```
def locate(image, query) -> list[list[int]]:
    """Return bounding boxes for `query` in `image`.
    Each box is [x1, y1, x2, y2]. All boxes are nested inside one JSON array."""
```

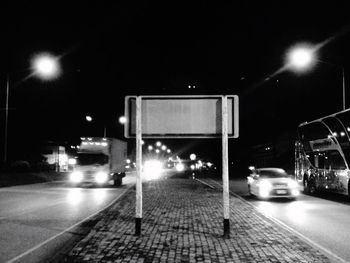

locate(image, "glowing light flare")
[[286, 44, 316, 73], [285, 202, 310, 225], [119, 116, 127, 124], [93, 189, 108, 204], [68, 158, 77, 165], [258, 180, 272, 198], [31, 52, 61, 81], [67, 188, 83, 205], [69, 171, 83, 183], [190, 154, 196, 161], [175, 163, 185, 172], [143, 160, 163, 180], [95, 172, 109, 184]]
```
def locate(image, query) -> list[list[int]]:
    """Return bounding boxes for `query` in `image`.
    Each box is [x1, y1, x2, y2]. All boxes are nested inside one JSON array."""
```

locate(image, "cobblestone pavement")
[[65, 178, 330, 262]]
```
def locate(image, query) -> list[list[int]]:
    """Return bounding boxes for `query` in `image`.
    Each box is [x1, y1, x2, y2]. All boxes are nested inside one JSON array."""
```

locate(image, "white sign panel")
[[125, 95, 238, 138]]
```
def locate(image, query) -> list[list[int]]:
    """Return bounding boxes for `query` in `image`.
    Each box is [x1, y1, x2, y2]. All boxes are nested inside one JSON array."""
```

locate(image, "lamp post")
[[3, 52, 61, 165], [286, 44, 346, 110]]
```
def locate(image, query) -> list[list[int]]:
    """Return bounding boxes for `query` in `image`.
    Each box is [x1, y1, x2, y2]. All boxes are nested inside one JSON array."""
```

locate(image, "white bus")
[[295, 109, 350, 197]]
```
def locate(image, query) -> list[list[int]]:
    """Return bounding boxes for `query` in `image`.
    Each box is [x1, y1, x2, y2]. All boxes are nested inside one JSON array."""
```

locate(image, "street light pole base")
[[223, 219, 230, 238], [135, 217, 142, 236]]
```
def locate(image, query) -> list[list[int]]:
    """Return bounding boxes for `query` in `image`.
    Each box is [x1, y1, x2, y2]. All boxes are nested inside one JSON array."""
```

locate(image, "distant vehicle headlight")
[[175, 163, 185, 172], [259, 180, 272, 198], [95, 172, 109, 184], [143, 160, 163, 180], [70, 171, 83, 183], [288, 179, 299, 188]]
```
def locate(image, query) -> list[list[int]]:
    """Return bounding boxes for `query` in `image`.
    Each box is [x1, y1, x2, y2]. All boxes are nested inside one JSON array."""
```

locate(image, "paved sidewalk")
[[65, 178, 330, 262]]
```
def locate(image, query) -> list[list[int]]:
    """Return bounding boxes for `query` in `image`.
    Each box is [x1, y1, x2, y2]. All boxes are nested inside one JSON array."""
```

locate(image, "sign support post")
[[222, 95, 230, 238], [135, 96, 142, 235]]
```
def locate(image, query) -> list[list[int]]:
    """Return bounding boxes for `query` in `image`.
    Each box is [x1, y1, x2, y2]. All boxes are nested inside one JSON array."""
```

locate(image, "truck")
[[69, 137, 127, 186]]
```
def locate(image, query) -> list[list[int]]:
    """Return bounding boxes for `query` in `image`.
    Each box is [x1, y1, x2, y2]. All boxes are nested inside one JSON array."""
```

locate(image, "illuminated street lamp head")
[[86, 116, 92, 122], [31, 52, 61, 81], [119, 116, 127, 124], [190, 153, 196, 161], [286, 44, 316, 73]]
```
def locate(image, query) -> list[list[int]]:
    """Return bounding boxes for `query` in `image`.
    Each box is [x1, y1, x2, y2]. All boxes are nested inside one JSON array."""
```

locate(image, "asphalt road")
[[206, 178, 350, 263], [0, 173, 136, 263]]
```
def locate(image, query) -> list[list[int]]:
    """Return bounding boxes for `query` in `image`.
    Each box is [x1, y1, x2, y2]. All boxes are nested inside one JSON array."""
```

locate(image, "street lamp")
[[286, 43, 346, 110], [3, 52, 61, 164], [31, 52, 61, 81], [119, 116, 127, 124], [286, 45, 316, 73]]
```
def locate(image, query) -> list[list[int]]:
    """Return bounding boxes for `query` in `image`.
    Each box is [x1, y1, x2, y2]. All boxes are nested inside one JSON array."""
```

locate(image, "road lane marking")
[[198, 178, 348, 263], [6, 185, 133, 263]]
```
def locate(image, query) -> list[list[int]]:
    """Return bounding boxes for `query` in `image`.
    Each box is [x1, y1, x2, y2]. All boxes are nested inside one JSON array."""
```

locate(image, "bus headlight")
[[95, 172, 108, 184], [70, 171, 83, 183]]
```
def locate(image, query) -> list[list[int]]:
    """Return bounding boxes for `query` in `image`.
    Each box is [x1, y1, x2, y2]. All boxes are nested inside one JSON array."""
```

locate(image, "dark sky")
[[2, 1, 350, 162]]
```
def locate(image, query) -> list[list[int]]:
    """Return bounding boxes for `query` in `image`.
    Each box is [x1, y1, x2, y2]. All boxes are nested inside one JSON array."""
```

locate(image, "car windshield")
[[258, 170, 289, 178], [76, 153, 109, 165]]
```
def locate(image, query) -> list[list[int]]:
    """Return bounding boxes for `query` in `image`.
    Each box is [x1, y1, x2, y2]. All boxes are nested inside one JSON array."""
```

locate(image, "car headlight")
[[70, 171, 83, 183], [175, 163, 185, 172], [259, 180, 272, 190], [95, 172, 108, 184], [259, 180, 272, 198], [288, 179, 299, 188]]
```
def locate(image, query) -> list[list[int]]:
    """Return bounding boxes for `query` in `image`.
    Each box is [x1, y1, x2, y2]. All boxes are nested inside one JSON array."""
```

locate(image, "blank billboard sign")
[[125, 95, 238, 138]]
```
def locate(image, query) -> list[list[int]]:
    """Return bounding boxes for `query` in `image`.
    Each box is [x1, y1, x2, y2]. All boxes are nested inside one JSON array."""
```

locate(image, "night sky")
[[2, 1, 350, 164]]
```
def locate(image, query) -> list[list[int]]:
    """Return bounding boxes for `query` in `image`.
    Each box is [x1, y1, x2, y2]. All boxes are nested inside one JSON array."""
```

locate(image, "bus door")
[[323, 150, 347, 192]]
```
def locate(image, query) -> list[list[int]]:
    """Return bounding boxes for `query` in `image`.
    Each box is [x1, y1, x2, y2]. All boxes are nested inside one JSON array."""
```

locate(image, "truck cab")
[[69, 137, 127, 186]]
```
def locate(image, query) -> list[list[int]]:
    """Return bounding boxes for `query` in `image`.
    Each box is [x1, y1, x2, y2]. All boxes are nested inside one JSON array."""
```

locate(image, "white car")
[[247, 168, 299, 199]]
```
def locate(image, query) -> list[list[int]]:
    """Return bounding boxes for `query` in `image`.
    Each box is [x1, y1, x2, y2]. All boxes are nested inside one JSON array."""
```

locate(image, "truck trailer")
[[69, 137, 127, 186]]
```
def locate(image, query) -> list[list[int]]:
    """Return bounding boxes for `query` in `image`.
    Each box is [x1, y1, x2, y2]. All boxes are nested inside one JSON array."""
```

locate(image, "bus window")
[[298, 122, 332, 142], [324, 150, 347, 170], [323, 117, 348, 144], [330, 113, 350, 166], [336, 111, 350, 134]]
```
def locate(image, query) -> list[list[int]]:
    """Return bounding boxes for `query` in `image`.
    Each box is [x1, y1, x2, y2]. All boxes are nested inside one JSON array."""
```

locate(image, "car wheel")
[[248, 185, 253, 196], [114, 177, 122, 187]]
